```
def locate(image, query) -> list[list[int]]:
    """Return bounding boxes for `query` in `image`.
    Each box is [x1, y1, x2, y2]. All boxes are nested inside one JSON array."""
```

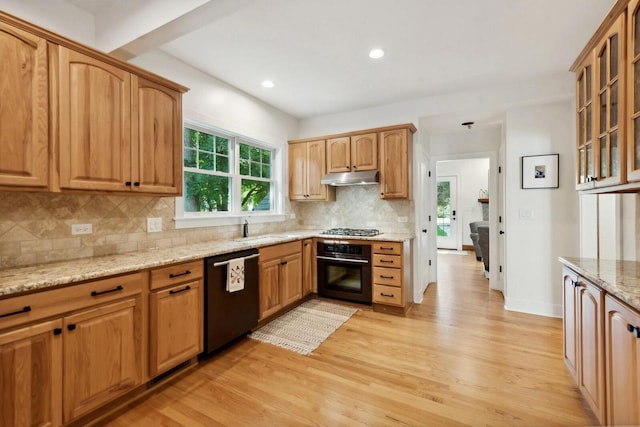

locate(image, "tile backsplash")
[[0, 192, 294, 268], [1, 186, 414, 269]]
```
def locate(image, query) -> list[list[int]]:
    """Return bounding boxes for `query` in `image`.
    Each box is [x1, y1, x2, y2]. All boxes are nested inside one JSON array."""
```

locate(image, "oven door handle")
[[316, 255, 369, 264]]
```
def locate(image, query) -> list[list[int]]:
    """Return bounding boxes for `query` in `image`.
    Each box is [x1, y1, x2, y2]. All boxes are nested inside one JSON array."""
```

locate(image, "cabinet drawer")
[[372, 242, 402, 255], [0, 272, 143, 331], [373, 284, 403, 306], [373, 267, 402, 287], [150, 260, 203, 290], [373, 254, 401, 268], [260, 240, 302, 262]]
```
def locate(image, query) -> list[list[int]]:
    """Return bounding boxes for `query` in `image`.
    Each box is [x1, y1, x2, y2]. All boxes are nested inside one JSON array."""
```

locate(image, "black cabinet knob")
[[499, 231, 505, 235], [422, 229, 427, 233], [67, 324, 76, 331]]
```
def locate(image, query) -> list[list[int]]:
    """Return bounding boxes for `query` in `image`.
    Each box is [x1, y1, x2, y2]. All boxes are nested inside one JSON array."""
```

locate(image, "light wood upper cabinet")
[[0, 22, 49, 190], [628, 0, 640, 182], [576, 52, 596, 190], [604, 295, 640, 426], [327, 136, 351, 173], [59, 47, 132, 192], [380, 128, 412, 199], [132, 76, 182, 195], [327, 133, 377, 173], [0, 319, 62, 427], [63, 296, 142, 422], [288, 140, 335, 201]]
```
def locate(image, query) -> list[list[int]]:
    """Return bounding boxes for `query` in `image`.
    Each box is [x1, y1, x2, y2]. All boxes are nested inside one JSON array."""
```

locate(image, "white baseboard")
[[504, 297, 562, 318]]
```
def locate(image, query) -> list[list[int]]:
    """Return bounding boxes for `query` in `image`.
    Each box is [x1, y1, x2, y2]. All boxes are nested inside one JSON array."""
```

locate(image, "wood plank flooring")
[[101, 252, 596, 426]]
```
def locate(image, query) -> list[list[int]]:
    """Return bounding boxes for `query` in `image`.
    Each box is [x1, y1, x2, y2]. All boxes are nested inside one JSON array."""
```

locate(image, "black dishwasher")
[[202, 248, 259, 355]]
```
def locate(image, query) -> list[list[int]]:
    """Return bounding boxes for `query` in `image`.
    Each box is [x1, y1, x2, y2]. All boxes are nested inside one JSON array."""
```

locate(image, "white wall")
[[1, 0, 95, 45], [503, 100, 579, 317], [436, 158, 490, 246]]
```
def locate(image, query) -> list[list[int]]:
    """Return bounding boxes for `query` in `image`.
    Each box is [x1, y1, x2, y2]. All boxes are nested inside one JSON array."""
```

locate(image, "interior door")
[[436, 176, 459, 249]]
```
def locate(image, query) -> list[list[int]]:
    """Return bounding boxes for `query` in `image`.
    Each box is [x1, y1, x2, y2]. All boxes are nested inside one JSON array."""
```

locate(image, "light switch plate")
[[147, 217, 162, 233], [519, 209, 533, 220], [71, 224, 92, 235], [397, 216, 408, 223]]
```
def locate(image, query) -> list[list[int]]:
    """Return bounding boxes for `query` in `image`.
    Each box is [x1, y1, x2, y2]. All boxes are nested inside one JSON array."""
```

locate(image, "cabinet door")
[[59, 47, 132, 192], [605, 295, 640, 426], [594, 15, 625, 188], [150, 281, 202, 376], [351, 133, 378, 171], [562, 267, 578, 379], [0, 23, 49, 189], [63, 297, 142, 422], [132, 75, 182, 195], [380, 129, 410, 199], [302, 239, 313, 296], [577, 280, 606, 424], [288, 142, 308, 200], [327, 136, 350, 173], [281, 252, 302, 307], [0, 319, 62, 427], [259, 258, 282, 320], [575, 52, 596, 189], [306, 140, 328, 200], [628, 0, 640, 182]]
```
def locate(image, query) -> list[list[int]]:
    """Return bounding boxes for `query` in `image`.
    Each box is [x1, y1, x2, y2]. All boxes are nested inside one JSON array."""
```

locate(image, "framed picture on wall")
[[521, 154, 559, 189]]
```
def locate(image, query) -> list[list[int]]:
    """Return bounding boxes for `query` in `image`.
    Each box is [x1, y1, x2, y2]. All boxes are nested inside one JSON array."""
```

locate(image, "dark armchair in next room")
[[469, 221, 488, 261]]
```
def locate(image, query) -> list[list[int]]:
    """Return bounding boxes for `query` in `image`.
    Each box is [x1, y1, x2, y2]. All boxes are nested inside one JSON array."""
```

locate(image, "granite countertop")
[[559, 257, 640, 312], [0, 230, 414, 298]]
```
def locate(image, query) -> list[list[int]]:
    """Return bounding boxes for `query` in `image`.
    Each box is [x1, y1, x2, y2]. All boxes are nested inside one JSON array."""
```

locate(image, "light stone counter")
[[559, 257, 640, 312], [0, 230, 414, 298]]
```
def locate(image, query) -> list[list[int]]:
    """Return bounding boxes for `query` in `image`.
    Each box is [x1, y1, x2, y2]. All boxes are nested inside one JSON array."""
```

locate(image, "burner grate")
[[321, 228, 381, 237]]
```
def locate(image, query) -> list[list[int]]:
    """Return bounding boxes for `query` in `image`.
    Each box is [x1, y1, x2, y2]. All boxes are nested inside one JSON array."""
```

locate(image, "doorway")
[[436, 175, 459, 249]]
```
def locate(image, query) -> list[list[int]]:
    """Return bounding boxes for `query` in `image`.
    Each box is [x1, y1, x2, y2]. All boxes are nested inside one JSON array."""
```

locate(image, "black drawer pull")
[[627, 323, 634, 333], [67, 324, 76, 331], [169, 285, 191, 295], [91, 285, 123, 297], [281, 261, 288, 266], [169, 270, 191, 278], [629, 324, 640, 338], [380, 246, 394, 250], [380, 293, 395, 298], [53, 328, 62, 336], [125, 181, 132, 186], [0, 306, 31, 319], [133, 182, 140, 187], [380, 259, 394, 263], [380, 275, 395, 279]]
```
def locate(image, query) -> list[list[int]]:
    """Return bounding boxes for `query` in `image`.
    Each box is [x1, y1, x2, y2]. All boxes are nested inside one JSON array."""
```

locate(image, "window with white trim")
[[178, 122, 279, 224]]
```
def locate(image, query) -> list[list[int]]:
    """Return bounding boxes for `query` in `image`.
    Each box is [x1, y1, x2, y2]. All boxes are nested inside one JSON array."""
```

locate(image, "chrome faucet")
[[243, 218, 249, 238]]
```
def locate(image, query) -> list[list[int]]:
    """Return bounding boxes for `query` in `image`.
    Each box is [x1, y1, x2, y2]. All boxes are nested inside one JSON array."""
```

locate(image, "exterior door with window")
[[437, 176, 458, 249]]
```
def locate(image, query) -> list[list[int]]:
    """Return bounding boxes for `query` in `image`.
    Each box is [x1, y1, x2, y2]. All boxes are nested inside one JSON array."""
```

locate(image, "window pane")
[[262, 150, 271, 165], [215, 155, 229, 173], [240, 159, 250, 175], [611, 34, 618, 78], [184, 148, 197, 168], [587, 144, 593, 178], [600, 136, 607, 178], [579, 110, 584, 144], [240, 143, 250, 160], [197, 132, 213, 152], [241, 179, 271, 211], [635, 61, 640, 113], [600, 45, 607, 89], [250, 147, 261, 162], [216, 137, 229, 155], [250, 162, 261, 177], [579, 73, 584, 107], [199, 152, 214, 171], [600, 92, 607, 133], [586, 65, 591, 100], [636, 8, 640, 56], [184, 172, 231, 212], [262, 164, 271, 179], [636, 118, 640, 170], [579, 148, 585, 183], [611, 81, 618, 127], [586, 105, 592, 141], [184, 128, 198, 148], [611, 131, 618, 177]]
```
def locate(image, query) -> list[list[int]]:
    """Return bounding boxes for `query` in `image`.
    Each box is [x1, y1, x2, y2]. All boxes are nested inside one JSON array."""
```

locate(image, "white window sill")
[[174, 214, 286, 229]]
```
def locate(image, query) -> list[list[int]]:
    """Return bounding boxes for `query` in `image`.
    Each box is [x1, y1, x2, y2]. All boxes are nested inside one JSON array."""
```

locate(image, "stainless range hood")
[[320, 170, 379, 186]]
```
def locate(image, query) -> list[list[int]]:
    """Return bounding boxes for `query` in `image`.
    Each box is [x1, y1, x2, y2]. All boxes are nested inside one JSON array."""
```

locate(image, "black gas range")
[[320, 228, 381, 237]]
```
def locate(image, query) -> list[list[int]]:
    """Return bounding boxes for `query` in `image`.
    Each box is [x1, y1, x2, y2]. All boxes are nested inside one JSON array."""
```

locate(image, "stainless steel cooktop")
[[321, 228, 381, 237]]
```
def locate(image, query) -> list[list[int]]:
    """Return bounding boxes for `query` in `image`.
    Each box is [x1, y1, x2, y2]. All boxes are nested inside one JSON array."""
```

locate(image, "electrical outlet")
[[71, 224, 92, 235], [397, 216, 408, 223], [147, 217, 162, 233]]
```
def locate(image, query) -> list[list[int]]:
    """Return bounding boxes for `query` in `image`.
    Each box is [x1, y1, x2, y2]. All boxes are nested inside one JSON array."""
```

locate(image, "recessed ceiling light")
[[368, 48, 385, 59], [262, 80, 274, 88]]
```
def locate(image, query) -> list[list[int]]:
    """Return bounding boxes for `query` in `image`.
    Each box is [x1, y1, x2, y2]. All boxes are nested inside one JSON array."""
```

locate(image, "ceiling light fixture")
[[262, 80, 275, 88], [462, 121, 474, 129], [368, 48, 385, 59]]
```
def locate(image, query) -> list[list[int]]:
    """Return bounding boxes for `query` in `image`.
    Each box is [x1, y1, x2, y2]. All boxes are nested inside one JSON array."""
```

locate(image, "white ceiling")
[[66, 0, 615, 119]]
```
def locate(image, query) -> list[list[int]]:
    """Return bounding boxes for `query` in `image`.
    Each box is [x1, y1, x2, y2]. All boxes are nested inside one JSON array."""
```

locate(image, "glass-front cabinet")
[[576, 53, 595, 189], [595, 15, 625, 188], [628, 0, 640, 182]]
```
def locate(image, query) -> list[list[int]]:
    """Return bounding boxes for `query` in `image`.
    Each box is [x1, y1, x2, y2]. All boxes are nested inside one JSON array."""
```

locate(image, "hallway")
[[103, 253, 595, 426]]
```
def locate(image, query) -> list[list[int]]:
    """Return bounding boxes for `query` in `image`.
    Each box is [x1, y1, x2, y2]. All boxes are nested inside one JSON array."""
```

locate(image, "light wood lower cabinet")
[[149, 261, 203, 377], [604, 295, 640, 426], [562, 265, 640, 425], [302, 239, 314, 296], [0, 319, 63, 427], [259, 241, 302, 320], [63, 297, 142, 422], [372, 241, 411, 311]]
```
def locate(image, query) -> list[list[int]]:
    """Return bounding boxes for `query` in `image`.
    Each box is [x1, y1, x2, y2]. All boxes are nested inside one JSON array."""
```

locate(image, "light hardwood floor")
[[102, 252, 595, 426]]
